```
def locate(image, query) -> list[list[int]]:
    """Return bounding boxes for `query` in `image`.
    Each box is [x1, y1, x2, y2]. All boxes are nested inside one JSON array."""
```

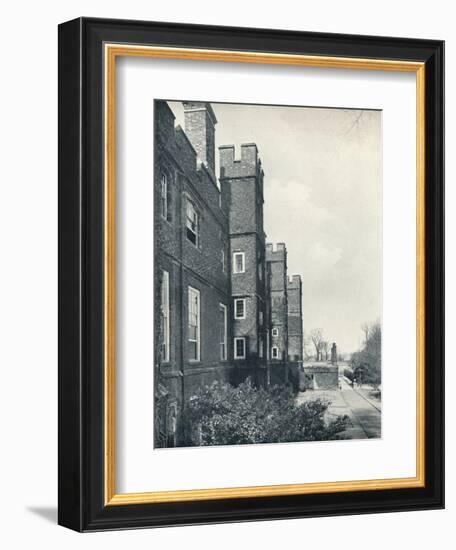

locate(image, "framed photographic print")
[[58, 17, 444, 531]]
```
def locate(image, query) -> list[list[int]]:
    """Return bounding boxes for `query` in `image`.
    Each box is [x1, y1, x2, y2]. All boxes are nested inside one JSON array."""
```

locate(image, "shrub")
[[184, 380, 348, 446], [344, 368, 354, 381]]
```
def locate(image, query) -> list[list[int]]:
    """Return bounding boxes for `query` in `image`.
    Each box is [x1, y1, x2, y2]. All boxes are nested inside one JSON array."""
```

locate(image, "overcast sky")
[[167, 101, 382, 355]]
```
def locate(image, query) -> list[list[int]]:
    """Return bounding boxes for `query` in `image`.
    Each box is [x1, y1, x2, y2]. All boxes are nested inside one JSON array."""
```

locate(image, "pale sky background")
[[167, 101, 382, 355]]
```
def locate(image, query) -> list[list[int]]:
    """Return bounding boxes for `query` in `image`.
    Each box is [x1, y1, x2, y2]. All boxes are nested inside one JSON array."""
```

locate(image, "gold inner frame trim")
[[104, 43, 426, 506]]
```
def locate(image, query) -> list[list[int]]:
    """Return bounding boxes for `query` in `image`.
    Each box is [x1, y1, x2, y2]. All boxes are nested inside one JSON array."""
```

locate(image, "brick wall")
[[220, 142, 268, 368], [287, 275, 303, 361], [266, 243, 288, 361], [154, 101, 232, 445], [183, 101, 217, 178], [303, 366, 339, 390], [154, 100, 305, 447]]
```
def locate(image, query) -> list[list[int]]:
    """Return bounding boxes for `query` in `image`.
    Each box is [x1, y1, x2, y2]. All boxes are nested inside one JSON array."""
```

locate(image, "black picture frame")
[[58, 17, 444, 532]]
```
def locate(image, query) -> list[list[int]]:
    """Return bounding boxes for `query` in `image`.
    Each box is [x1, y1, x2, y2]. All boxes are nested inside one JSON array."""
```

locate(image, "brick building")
[[219, 143, 269, 383], [154, 100, 303, 446], [266, 243, 288, 362], [287, 275, 304, 362]]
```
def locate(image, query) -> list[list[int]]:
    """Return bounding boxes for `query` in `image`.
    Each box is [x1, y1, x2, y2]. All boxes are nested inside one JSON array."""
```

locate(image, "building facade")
[[287, 275, 304, 362], [266, 243, 288, 362], [219, 142, 269, 384], [154, 100, 304, 446]]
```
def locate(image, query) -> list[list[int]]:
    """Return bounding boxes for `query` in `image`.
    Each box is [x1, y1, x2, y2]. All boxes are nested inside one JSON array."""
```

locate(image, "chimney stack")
[[183, 102, 217, 179]]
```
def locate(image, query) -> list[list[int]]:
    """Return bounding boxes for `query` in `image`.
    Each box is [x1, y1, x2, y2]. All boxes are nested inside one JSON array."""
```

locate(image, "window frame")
[[234, 298, 246, 320], [272, 327, 279, 337], [160, 172, 168, 221], [186, 197, 200, 248], [188, 286, 201, 362], [234, 337, 246, 360], [160, 270, 170, 363], [219, 303, 227, 361], [233, 251, 245, 274], [271, 346, 279, 359], [160, 171, 173, 223]]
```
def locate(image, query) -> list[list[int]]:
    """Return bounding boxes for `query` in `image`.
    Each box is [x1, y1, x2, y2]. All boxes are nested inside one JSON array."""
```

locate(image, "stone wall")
[[302, 365, 339, 390]]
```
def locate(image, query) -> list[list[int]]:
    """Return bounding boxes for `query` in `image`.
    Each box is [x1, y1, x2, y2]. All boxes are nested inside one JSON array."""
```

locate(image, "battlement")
[[219, 143, 264, 180], [266, 242, 287, 261], [287, 274, 302, 289]]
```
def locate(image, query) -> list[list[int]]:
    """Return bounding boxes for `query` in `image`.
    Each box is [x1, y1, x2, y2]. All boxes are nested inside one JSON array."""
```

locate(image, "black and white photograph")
[[0, 0, 447, 543], [154, 99, 382, 448]]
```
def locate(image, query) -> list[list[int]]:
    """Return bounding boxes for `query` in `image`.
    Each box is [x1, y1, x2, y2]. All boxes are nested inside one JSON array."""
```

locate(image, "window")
[[258, 261, 263, 281], [272, 346, 279, 359], [234, 298, 246, 319], [234, 337, 246, 359], [221, 249, 226, 273], [188, 287, 200, 361], [219, 304, 227, 360], [259, 310, 263, 326], [160, 173, 172, 222], [259, 337, 264, 359], [160, 270, 170, 362], [233, 252, 245, 274], [160, 174, 168, 219], [272, 327, 279, 337], [186, 198, 199, 246]]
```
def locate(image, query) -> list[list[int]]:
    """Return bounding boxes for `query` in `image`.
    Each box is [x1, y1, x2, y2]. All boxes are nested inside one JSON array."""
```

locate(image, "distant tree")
[[184, 380, 348, 446], [310, 328, 324, 361], [321, 341, 329, 361], [361, 322, 370, 345], [303, 332, 312, 360], [351, 321, 381, 387]]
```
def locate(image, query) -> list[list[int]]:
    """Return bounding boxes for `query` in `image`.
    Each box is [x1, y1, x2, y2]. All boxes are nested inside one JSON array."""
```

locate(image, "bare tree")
[[321, 341, 329, 361], [310, 328, 324, 362], [303, 332, 312, 360], [352, 320, 382, 387], [361, 322, 370, 345]]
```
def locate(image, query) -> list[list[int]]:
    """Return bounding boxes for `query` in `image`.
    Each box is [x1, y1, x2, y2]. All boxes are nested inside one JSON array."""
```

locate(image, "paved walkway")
[[296, 377, 381, 439]]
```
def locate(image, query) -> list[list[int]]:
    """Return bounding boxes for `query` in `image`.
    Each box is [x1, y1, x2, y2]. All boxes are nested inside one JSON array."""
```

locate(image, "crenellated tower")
[[266, 243, 288, 362], [219, 144, 268, 368]]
